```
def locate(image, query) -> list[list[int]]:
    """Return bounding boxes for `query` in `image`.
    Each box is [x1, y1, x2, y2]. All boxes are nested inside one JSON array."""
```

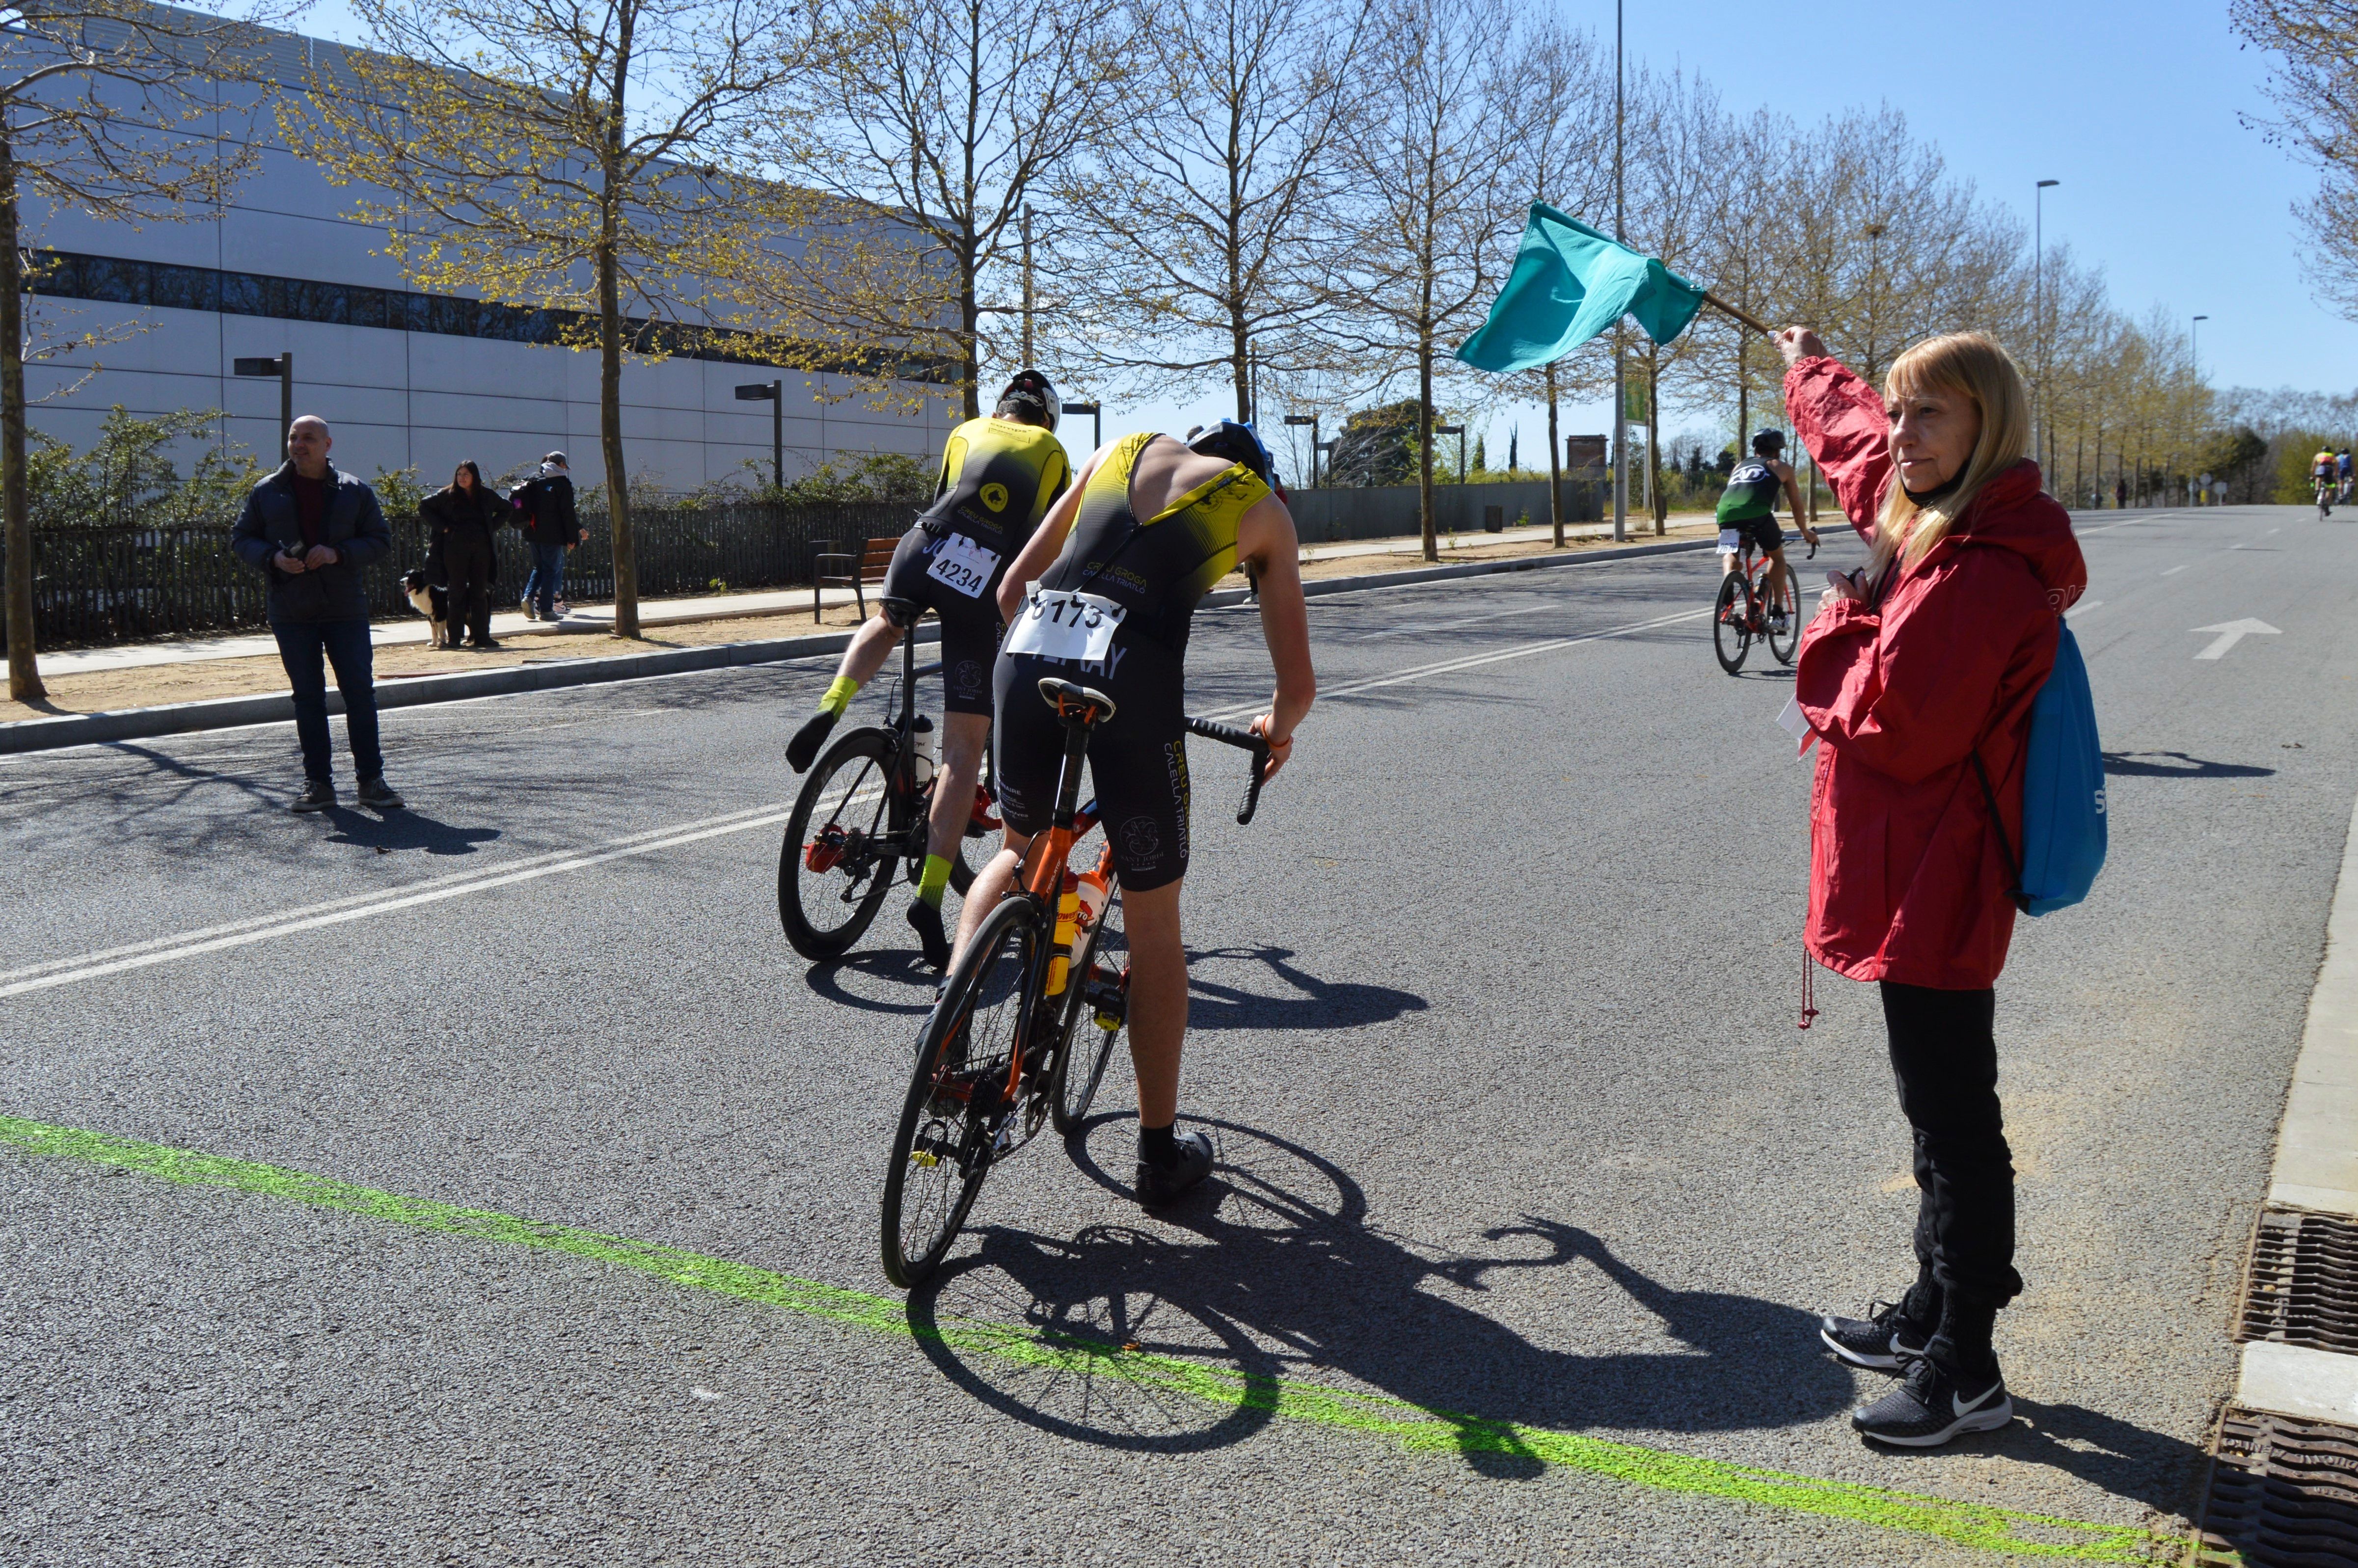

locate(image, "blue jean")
[[523, 544, 568, 616], [271, 617, 383, 784]]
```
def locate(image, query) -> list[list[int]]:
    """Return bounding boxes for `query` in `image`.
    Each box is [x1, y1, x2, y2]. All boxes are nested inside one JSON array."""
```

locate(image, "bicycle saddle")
[[880, 595, 924, 628], [1037, 676, 1116, 727]]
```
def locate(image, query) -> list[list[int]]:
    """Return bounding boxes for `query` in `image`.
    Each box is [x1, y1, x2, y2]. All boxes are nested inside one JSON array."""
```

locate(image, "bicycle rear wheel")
[[881, 895, 1039, 1288], [781, 727, 898, 959], [1712, 572, 1753, 675], [1050, 878, 1127, 1136]]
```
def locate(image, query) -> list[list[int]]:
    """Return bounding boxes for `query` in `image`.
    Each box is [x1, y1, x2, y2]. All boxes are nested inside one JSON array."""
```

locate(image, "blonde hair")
[[1871, 332, 2032, 576]]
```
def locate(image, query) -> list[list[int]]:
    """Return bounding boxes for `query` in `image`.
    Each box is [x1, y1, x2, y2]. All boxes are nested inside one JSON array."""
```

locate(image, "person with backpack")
[[1774, 326, 2088, 1448]]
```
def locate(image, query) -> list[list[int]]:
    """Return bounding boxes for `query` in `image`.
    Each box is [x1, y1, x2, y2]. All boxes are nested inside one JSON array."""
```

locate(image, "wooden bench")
[[812, 536, 901, 622]]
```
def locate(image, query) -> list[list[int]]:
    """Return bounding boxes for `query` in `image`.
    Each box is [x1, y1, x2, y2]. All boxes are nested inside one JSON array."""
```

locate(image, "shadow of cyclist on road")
[[1182, 945, 1429, 1031], [907, 1117, 1850, 1475]]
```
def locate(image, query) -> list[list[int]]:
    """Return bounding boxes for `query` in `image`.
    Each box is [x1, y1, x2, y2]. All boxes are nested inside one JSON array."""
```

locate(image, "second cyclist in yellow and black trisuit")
[[961, 420, 1316, 1207], [784, 371, 1072, 967]]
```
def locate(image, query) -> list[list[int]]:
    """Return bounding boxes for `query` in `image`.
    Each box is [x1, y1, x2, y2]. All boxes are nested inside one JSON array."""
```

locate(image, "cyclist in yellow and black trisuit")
[[960, 420, 1316, 1206], [785, 371, 1072, 968], [1715, 429, 1820, 629]]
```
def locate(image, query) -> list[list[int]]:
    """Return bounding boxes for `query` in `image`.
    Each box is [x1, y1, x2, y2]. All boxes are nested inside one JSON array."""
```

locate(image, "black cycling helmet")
[[996, 370, 1058, 431], [1751, 429, 1787, 454], [1186, 417, 1274, 481]]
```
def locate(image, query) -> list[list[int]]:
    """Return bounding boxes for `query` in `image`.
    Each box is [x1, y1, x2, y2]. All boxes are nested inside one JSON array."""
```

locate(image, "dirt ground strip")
[[0, 520, 1719, 725]]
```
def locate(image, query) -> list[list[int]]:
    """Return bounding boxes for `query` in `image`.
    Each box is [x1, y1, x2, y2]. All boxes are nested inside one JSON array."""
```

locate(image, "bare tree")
[[2234, 3, 2358, 319], [0, 0, 283, 702], [1322, 0, 1521, 560], [1503, 11, 1610, 546], [769, 0, 1132, 421], [290, 0, 805, 638], [1055, 0, 1370, 422]]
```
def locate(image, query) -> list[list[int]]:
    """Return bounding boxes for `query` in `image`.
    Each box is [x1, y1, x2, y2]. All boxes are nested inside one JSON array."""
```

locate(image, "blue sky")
[[302, 0, 2348, 481], [1125, 0, 2357, 481]]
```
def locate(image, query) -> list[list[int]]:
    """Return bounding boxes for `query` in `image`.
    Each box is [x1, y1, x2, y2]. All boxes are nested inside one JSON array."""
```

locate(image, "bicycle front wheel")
[[781, 726, 898, 960], [882, 895, 1040, 1288], [1050, 879, 1127, 1136], [1766, 568, 1801, 666], [1712, 571, 1753, 675]]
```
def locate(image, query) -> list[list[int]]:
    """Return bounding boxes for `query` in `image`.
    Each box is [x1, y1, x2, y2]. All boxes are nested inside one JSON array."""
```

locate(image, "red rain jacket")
[[1785, 355, 2088, 990]]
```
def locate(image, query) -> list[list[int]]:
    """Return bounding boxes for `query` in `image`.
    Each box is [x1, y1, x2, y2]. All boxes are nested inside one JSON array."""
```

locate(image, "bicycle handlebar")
[[1185, 716, 1274, 825]]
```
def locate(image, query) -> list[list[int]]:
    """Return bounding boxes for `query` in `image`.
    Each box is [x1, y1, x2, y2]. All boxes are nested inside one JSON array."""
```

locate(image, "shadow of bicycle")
[[905, 1117, 1850, 1471]]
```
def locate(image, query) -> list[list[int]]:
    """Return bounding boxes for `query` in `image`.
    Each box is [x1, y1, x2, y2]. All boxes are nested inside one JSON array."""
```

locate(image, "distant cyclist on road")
[[961, 420, 1316, 1207], [1715, 430, 1820, 627], [784, 371, 1071, 968], [2339, 449, 2352, 503], [2313, 449, 2338, 517]]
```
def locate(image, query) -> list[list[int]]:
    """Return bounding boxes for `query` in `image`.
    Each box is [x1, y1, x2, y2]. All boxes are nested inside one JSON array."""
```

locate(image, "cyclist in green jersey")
[[784, 372, 1072, 967], [963, 420, 1316, 1205], [1715, 430, 1819, 628]]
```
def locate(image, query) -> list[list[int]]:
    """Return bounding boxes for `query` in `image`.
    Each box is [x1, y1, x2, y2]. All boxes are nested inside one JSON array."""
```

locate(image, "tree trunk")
[[598, 201, 637, 640], [1735, 333, 1749, 460], [1, 141, 40, 703], [1545, 362, 1563, 549], [959, 255, 981, 420], [1416, 334, 1435, 562], [1231, 303, 1250, 423]]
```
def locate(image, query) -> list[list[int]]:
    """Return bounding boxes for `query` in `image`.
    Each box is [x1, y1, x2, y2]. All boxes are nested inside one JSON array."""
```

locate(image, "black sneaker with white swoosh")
[[1820, 1299, 1932, 1373], [1850, 1354, 2012, 1447]]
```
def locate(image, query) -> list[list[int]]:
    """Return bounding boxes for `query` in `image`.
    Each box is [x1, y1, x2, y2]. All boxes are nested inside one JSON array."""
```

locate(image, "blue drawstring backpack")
[[1971, 620, 2106, 916]]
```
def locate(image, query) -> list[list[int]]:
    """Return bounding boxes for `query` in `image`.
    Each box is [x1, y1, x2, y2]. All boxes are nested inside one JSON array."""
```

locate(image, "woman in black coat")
[[419, 461, 511, 649]]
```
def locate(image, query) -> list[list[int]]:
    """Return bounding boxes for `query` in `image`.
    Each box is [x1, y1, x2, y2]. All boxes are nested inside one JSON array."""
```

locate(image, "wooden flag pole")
[[1703, 292, 1772, 336]]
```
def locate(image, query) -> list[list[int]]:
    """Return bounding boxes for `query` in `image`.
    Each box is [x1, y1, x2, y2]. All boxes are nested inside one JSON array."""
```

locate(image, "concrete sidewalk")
[[40, 583, 864, 677], [40, 517, 1719, 680], [2236, 787, 2358, 1425]]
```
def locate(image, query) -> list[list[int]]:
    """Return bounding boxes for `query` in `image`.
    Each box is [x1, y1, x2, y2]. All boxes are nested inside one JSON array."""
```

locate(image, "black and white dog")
[[401, 568, 454, 649]]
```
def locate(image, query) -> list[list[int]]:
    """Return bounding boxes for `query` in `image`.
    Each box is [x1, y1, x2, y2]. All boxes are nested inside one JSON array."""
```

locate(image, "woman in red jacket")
[[1775, 326, 2087, 1448]]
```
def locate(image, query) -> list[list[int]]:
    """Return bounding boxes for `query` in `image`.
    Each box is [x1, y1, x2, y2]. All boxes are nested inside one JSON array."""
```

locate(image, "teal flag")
[[1455, 203, 1709, 373]]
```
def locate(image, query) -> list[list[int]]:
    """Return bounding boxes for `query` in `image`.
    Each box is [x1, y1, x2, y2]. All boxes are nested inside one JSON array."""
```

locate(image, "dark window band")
[[23, 249, 944, 381]]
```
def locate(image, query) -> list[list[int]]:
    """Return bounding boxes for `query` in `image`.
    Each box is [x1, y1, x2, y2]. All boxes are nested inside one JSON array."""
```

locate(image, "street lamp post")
[[1060, 400, 1101, 452], [2192, 314, 2208, 381], [2034, 178, 2059, 485], [1282, 413, 1319, 488], [232, 353, 294, 460], [1611, 0, 1626, 543], [733, 380, 784, 490]]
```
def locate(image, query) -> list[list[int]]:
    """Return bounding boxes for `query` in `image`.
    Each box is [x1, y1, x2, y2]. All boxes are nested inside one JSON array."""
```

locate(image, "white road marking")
[[8, 606, 1708, 999], [0, 802, 797, 1000], [2162, 564, 2189, 576], [2071, 601, 2103, 617], [2192, 619, 2283, 661]]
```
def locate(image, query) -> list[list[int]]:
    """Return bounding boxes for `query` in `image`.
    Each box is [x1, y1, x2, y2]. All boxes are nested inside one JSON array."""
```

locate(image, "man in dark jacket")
[[513, 452, 586, 621], [230, 416, 404, 812]]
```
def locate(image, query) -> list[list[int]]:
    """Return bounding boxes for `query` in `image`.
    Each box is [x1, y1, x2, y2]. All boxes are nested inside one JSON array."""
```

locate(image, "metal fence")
[[1, 497, 916, 649]]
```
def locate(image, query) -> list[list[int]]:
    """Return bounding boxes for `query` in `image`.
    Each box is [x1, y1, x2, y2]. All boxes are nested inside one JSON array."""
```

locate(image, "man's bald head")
[[286, 415, 331, 478]]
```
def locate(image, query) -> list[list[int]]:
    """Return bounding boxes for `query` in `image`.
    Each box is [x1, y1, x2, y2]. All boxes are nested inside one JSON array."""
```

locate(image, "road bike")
[[1713, 536, 1816, 676], [879, 676, 1271, 1288], [779, 599, 994, 960]]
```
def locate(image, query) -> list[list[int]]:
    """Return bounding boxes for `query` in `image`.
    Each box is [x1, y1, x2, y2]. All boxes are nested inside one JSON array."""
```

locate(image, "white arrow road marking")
[[2192, 619, 2283, 660]]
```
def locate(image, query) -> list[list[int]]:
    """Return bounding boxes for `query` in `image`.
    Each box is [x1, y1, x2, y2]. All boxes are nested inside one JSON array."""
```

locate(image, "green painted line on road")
[[1, 1112, 2174, 1562]]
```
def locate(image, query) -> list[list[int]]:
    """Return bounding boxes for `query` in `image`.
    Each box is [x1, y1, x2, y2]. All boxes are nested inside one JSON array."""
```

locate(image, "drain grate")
[[2198, 1406, 2358, 1566], [2239, 1209, 2358, 1352]]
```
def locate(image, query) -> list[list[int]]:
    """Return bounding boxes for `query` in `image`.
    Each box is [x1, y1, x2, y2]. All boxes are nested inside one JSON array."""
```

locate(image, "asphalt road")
[[4, 503, 2351, 1565]]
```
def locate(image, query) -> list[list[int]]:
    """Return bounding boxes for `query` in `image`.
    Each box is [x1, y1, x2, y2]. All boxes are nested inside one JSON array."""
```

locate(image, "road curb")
[[1, 535, 1713, 756]]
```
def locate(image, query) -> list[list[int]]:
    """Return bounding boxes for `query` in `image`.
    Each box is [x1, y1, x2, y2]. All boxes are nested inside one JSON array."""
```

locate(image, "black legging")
[[1881, 981, 2022, 1314], [443, 528, 495, 645]]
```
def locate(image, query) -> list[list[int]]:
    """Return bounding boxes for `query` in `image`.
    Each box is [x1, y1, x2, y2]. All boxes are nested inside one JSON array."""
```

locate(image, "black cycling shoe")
[[785, 709, 839, 773], [906, 899, 951, 971], [1820, 1299, 1932, 1374], [1851, 1353, 2011, 1447], [1135, 1129, 1214, 1208]]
